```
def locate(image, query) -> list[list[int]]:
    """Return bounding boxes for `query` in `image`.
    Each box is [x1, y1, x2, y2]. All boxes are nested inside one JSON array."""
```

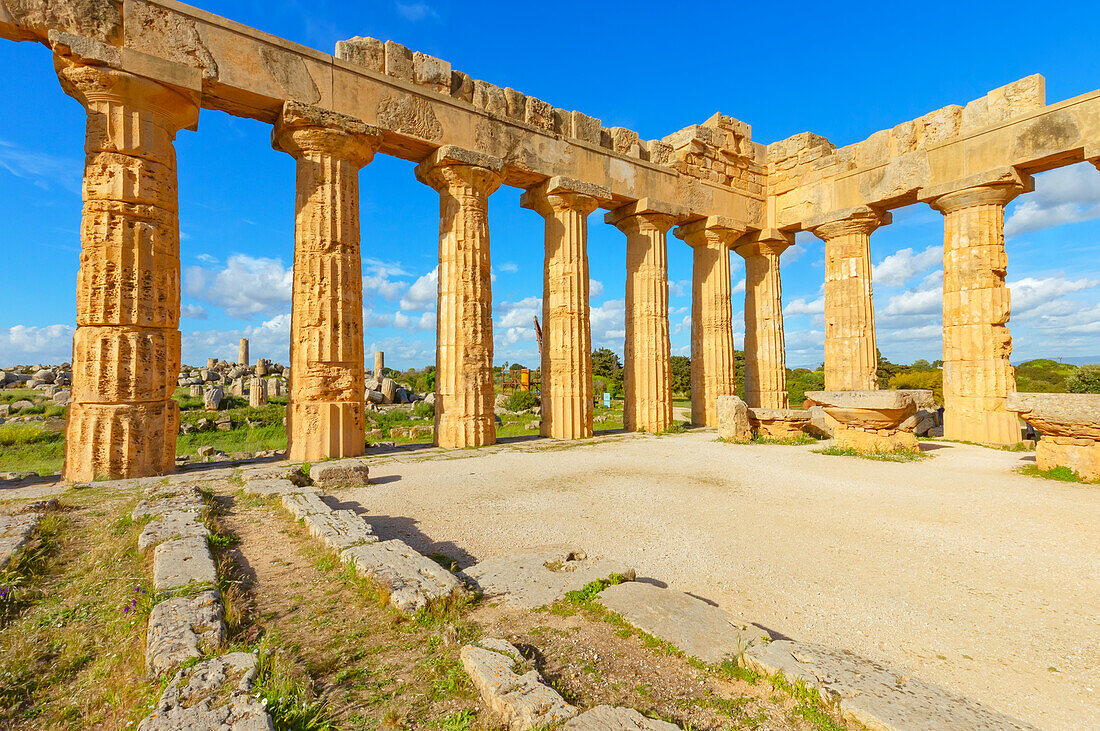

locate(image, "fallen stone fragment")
[[598, 581, 769, 663], [302, 509, 377, 551], [742, 640, 1036, 730], [138, 511, 208, 553], [138, 652, 272, 731], [460, 640, 578, 729], [309, 457, 370, 488], [153, 536, 218, 592], [133, 486, 205, 520], [0, 512, 41, 569], [462, 546, 635, 609], [342, 539, 465, 614], [717, 395, 752, 442], [147, 590, 225, 676], [564, 706, 680, 730], [281, 491, 332, 519]]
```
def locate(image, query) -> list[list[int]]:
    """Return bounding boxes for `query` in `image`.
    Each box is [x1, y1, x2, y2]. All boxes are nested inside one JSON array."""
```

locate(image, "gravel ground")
[[340, 431, 1100, 730]]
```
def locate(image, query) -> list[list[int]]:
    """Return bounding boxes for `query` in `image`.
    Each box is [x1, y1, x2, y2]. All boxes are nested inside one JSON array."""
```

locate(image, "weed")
[[253, 639, 337, 731], [812, 446, 927, 462], [749, 434, 817, 446], [1016, 464, 1098, 484]]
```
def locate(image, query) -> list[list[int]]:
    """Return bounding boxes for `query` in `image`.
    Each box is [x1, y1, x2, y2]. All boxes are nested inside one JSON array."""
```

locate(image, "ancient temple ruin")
[[3, 1, 1099, 479]]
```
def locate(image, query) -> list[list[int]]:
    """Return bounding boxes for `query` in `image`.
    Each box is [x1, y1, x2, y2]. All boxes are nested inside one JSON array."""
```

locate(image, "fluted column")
[[928, 181, 1026, 444], [56, 59, 199, 481], [674, 217, 742, 426], [735, 234, 792, 409], [809, 207, 890, 391], [607, 200, 677, 433], [416, 146, 504, 448], [522, 177, 607, 439], [273, 102, 382, 462]]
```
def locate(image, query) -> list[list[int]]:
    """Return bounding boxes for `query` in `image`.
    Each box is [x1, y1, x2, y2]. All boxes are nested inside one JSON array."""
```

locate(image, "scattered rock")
[[202, 385, 223, 411], [52, 388, 70, 406], [10, 399, 34, 412], [463, 547, 635, 609]]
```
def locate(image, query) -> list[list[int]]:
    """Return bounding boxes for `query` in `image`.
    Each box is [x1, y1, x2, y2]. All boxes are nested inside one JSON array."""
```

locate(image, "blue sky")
[[1, 0, 1099, 369]]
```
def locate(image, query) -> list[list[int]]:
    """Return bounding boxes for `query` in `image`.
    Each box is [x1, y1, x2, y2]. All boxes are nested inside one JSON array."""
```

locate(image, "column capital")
[[674, 215, 747, 250], [806, 206, 891, 240], [604, 197, 685, 234], [273, 101, 382, 166], [520, 176, 608, 217], [734, 229, 794, 259], [415, 144, 504, 196], [55, 57, 199, 132], [921, 167, 1033, 214]]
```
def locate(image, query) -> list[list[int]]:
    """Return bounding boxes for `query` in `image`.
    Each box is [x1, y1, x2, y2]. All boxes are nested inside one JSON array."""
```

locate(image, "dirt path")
[[336, 432, 1100, 730]]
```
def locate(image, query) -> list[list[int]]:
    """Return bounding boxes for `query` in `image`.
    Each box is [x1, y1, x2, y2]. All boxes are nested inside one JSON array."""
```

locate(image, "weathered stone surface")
[[139, 510, 207, 553], [138, 652, 272, 731], [716, 395, 752, 442], [1006, 393, 1100, 440], [564, 706, 680, 731], [0, 512, 40, 569], [805, 390, 921, 453], [805, 390, 914, 411], [1034, 438, 1100, 481], [280, 491, 332, 519], [302, 509, 377, 551], [743, 641, 1035, 730], [147, 590, 225, 676], [460, 640, 578, 730], [202, 384, 223, 411], [3, 0, 121, 44], [153, 536, 218, 592], [748, 408, 809, 439], [310, 457, 370, 488], [599, 581, 768, 664], [335, 35, 384, 72], [133, 487, 205, 520], [735, 238, 791, 409], [243, 478, 310, 496], [463, 547, 635, 609], [342, 539, 465, 614]]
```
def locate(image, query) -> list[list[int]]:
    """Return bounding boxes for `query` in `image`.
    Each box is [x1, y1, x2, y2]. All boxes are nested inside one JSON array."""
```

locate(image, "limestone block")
[[961, 75, 1045, 132], [717, 395, 752, 442], [450, 70, 474, 103], [302, 509, 377, 551], [525, 96, 555, 131], [599, 581, 769, 664], [609, 127, 640, 155], [564, 706, 680, 731], [310, 457, 370, 488], [153, 536, 218, 592], [280, 491, 331, 520], [146, 590, 225, 676], [570, 111, 602, 144], [473, 79, 507, 115], [462, 547, 635, 609], [341, 539, 465, 614], [0, 512, 40, 570], [743, 641, 1035, 730], [413, 51, 450, 93], [65, 400, 179, 481], [805, 390, 920, 453], [138, 652, 271, 731], [383, 40, 413, 80], [1005, 393, 1100, 440], [247, 377, 266, 408], [504, 87, 526, 120], [243, 478, 309, 496], [748, 408, 809, 439], [1036, 438, 1100, 482], [133, 486, 204, 520], [2, 0, 122, 43], [202, 384, 223, 410], [335, 35, 384, 72], [188, 384, 202, 398], [380, 377, 398, 404], [834, 426, 919, 454], [460, 640, 578, 730], [138, 510, 207, 553]]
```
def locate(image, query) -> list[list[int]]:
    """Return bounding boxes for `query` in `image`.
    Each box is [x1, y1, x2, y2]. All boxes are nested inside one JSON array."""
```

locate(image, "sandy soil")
[[336, 432, 1100, 730]]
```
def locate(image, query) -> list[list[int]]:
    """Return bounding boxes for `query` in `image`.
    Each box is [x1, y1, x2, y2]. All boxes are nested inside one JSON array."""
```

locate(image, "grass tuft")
[[812, 445, 927, 462], [1016, 463, 1098, 484]]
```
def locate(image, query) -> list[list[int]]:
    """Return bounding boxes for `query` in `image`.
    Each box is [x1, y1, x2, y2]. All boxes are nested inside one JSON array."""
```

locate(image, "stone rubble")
[[459, 639, 579, 729]]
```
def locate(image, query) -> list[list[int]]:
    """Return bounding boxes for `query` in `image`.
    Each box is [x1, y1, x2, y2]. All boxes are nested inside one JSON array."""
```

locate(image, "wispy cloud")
[[395, 1, 439, 22], [0, 138, 81, 195]]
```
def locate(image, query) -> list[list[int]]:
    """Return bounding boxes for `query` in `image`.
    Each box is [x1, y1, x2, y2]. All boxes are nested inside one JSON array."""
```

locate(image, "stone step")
[[302, 508, 377, 551], [341, 539, 465, 614], [132, 486, 205, 520], [462, 546, 636, 609]]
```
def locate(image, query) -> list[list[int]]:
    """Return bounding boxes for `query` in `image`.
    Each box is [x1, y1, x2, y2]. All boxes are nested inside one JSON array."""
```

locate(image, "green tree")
[[1067, 364, 1100, 393], [911, 359, 932, 370], [509, 363, 525, 372], [591, 348, 621, 378], [888, 369, 944, 405], [876, 349, 902, 384], [670, 356, 691, 395]]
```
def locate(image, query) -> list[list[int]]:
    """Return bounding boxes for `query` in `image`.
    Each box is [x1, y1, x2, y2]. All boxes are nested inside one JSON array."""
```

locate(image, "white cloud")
[[181, 304, 208, 320], [196, 253, 218, 264], [181, 313, 293, 365], [732, 278, 746, 294], [1005, 164, 1100, 237], [183, 254, 293, 319], [392, 310, 435, 331], [0, 324, 75, 364], [1008, 275, 1100, 312], [590, 299, 625, 347], [400, 266, 438, 311], [362, 257, 412, 303], [883, 285, 941, 316], [0, 138, 81, 194], [498, 262, 519, 273], [783, 296, 823, 316], [395, 1, 439, 21], [670, 279, 691, 298], [872, 245, 941, 287], [496, 297, 542, 346], [590, 279, 605, 298]]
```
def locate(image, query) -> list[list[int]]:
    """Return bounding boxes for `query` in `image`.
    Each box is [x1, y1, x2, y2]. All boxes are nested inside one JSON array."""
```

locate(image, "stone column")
[[374, 351, 384, 377], [808, 207, 890, 391], [56, 59, 199, 482], [415, 146, 504, 448], [238, 338, 249, 367], [928, 179, 1027, 444], [735, 233, 792, 409], [674, 217, 742, 426], [607, 200, 679, 433], [273, 102, 382, 462], [521, 177, 608, 440]]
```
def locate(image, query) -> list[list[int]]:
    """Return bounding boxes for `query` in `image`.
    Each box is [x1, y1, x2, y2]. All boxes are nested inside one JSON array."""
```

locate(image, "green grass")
[[1016, 464, 1099, 484], [743, 434, 818, 446], [176, 424, 287, 457], [0, 424, 65, 475], [252, 638, 338, 731], [813, 445, 927, 462]]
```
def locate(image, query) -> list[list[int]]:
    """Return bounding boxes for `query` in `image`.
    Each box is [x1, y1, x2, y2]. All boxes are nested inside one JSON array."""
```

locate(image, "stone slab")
[[1006, 392, 1100, 440], [243, 478, 313, 496], [280, 491, 332, 519], [564, 706, 680, 730], [139, 511, 208, 553], [302, 509, 378, 551], [133, 487, 205, 520], [240, 464, 302, 482], [147, 590, 225, 676], [0, 512, 40, 569], [805, 390, 914, 411], [462, 547, 636, 609], [341, 539, 465, 614], [598, 581, 769, 663], [743, 640, 1036, 730], [153, 536, 218, 592], [309, 457, 370, 489], [138, 652, 272, 731], [460, 640, 578, 729]]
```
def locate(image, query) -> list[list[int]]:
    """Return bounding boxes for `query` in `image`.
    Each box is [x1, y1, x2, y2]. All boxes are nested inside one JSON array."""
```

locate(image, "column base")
[[1036, 438, 1100, 481], [64, 400, 178, 481], [287, 401, 365, 462], [944, 409, 1020, 445], [435, 414, 496, 449]]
